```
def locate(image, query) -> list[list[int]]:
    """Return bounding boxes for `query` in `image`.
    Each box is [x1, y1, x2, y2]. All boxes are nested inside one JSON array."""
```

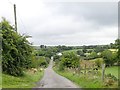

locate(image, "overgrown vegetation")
[[1, 18, 33, 76], [58, 52, 79, 71], [101, 50, 117, 66], [0, 18, 51, 88], [31, 56, 50, 68], [54, 67, 118, 88]]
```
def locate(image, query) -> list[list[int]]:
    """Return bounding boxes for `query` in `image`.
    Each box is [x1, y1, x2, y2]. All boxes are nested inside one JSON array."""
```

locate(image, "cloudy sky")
[[0, 0, 118, 46]]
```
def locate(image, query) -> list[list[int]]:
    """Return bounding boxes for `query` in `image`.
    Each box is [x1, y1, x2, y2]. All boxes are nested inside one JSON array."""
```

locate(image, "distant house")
[[57, 52, 62, 56]]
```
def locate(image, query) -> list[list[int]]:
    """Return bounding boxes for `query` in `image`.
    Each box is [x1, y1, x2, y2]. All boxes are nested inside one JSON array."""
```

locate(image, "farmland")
[[53, 44, 119, 88], [1, 18, 119, 88]]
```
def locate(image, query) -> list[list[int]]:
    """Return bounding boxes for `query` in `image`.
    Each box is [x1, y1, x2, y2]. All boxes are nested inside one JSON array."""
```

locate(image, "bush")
[[106, 73, 118, 81], [31, 56, 50, 68], [54, 55, 60, 61], [59, 52, 80, 69], [95, 58, 103, 67], [101, 50, 117, 66], [58, 61, 64, 71]]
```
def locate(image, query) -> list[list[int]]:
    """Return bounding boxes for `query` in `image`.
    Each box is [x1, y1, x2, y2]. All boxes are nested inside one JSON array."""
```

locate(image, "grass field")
[[63, 49, 93, 54], [62, 49, 84, 54], [104, 66, 119, 78], [2, 68, 44, 88], [63, 49, 81, 54]]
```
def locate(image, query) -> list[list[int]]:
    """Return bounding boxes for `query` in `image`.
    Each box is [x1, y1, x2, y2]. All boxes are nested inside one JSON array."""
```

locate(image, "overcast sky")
[[0, 0, 118, 46]]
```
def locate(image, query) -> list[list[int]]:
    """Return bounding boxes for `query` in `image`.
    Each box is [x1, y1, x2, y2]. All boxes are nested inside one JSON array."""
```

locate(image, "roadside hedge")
[[1, 18, 33, 76]]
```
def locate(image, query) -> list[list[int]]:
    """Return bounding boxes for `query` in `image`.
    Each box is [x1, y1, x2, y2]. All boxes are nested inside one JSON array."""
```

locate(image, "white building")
[[57, 52, 62, 56]]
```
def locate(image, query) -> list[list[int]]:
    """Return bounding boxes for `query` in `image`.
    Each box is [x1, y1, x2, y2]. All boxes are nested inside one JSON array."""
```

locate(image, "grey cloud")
[[1, 0, 117, 46], [46, 2, 118, 26]]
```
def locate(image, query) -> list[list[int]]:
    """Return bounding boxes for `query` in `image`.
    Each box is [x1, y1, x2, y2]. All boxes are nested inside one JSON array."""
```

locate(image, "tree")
[[38, 47, 56, 58], [89, 51, 98, 59], [95, 58, 103, 67], [101, 50, 116, 66], [94, 45, 104, 53], [82, 48, 87, 53], [59, 52, 79, 69], [115, 39, 120, 65], [110, 43, 116, 49], [77, 50, 84, 56], [1, 18, 33, 76]]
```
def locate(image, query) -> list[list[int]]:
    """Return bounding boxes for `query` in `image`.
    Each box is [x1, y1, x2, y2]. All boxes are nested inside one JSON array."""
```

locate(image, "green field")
[[63, 49, 93, 54], [89, 59, 118, 78], [63, 49, 82, 54], [104, 66, 119, 78], [2, 68, 44, 88]]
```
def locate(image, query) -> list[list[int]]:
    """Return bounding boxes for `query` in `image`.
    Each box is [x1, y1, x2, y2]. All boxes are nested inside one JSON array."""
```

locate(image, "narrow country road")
[[35, 59, 79, 88]]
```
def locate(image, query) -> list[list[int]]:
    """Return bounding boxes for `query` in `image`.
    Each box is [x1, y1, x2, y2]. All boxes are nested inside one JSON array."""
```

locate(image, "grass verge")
[[54, 68, 102, 88], [2, 68, 44, 88], [54, 67, 118, 88]]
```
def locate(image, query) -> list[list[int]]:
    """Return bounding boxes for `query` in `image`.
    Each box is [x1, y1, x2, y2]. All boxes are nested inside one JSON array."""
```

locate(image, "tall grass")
[[54, 68, 102, 88]]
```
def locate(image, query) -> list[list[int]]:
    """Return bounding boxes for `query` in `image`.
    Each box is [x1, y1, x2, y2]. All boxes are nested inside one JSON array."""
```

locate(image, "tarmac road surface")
[[35, 59, 79, 88]]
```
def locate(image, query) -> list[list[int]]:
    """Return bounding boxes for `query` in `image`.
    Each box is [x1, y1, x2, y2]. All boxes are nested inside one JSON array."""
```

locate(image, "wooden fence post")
[[84, 64, 86, 75], [102, 64, 105, 82]]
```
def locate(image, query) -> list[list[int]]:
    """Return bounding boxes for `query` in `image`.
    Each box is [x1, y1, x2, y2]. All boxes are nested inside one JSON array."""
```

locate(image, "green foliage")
[[54, 66, 118, 88], [37, 47, 57, 58], [54, 68, 103, 88], [94, 46, 104, 53], [101, 50, 117, 66], [76, 50, 84, 56], [88, 51, 98, 59], [110, 43, 116, 49], [104, 73, 118, 87], [59, 52, 79, 69], [83, 51, 98, 60], [37, 45, 71, 59], [106, 73, 118, 81], [90, 52, 97, 58], [53, 54, 61, 63], [82, 48, 87, 53], [56, 45, 73, 52], [58, 61, 64, 71], [95, 58, 103, 67], [54, 55, 60, 60], [115, 39, 120, 64], [31, 56, 50, 68], [104, 66, 118, 79], [1, 18, 33, 76]]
